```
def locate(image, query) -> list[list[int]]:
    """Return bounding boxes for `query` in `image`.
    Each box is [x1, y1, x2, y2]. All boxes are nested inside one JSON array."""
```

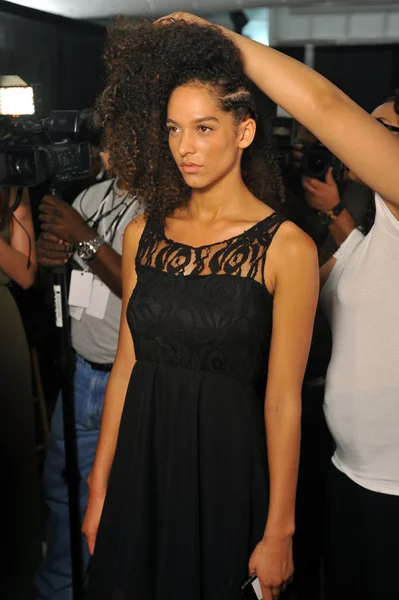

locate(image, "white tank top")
[[321, 194, 399, 495]]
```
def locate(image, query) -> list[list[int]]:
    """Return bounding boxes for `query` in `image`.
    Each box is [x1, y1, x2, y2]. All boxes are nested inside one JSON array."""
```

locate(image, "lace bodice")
[[128, 212, 286, 385]]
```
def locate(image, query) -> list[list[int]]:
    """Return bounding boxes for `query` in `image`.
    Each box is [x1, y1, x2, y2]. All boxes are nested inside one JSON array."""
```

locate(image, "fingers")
[[37, 239, 69, 255], [38, 256, 68, 267], [248, 556, 256, 575], [325, 166, 335, 184], [292, 146, 304, 161], [39, 203, 56, 216], [41, 195, 59, 206], [83, 531, 97, 556], [260, 585, 274, 600], [37, 237, 70, 266], [301, 176, 318, 195], [271, 587, 281, 600], [40, 231, 64, 244], [38, 212, 58, 226]]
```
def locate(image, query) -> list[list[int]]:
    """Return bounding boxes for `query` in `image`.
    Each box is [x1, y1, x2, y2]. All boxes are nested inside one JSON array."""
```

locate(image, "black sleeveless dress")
[[87, 212, 285, 600]]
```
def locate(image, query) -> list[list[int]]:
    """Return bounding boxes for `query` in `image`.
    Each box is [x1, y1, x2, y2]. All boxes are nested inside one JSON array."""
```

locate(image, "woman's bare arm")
[[0, 188, 37, 288], [264, 223, 318, 538], [248, 222, 318, 599], [227, 34, 399, 210]]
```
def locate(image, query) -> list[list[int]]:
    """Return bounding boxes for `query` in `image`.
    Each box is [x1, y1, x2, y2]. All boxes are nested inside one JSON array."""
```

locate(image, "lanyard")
[[81, 180, 132, 245]]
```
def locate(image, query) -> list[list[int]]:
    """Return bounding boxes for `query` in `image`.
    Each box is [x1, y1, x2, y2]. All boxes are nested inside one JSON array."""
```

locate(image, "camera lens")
[[302, 144, 332, 179], [14, 154, 36, 177]]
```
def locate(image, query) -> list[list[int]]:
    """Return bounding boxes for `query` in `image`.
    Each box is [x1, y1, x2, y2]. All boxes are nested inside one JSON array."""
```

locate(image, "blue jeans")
[[35, 356, 110, 600]]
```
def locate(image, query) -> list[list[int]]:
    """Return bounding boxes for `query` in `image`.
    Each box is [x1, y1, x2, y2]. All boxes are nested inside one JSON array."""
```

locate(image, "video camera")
[[272, 116, 345, 182], [0, 110, 92, 188]]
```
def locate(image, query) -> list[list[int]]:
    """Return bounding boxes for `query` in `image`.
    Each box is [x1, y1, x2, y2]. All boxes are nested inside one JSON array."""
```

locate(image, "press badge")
[[69, 305, 84, 321], [86, 278, 110, 320], [68, 270, 94, 308]]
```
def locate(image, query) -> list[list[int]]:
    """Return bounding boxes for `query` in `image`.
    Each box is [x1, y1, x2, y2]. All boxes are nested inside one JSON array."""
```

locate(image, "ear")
[[237, 118, 256, 149]]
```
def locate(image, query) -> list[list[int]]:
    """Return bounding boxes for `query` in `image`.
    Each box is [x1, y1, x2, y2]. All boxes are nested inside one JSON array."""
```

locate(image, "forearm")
[[88, 364, 133, 492], [264, 399, 301, 538], [0, 236, 36, 288], [328, 208, 358, 247]]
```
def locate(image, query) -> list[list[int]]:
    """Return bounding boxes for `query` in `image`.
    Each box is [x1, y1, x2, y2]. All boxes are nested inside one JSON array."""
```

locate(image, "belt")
[[85, 359, 113, 372], [75, 352, 113, 372]]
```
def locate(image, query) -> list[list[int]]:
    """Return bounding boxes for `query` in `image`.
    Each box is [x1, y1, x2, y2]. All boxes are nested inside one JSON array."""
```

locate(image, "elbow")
[[265, 392, 302, 419], [312, 85, 347, 123], [20, 266, 37, 290]]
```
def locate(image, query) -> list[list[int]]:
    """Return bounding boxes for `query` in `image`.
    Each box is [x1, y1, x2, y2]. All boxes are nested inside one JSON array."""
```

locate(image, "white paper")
[[69, 305, 84, 321], [252, 578, 262, 600], [86, 278, 110, 320], [68, 270, 93, 308]]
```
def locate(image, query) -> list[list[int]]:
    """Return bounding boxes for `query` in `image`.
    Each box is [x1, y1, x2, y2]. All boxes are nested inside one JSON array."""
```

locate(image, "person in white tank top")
[[303, 94, 399, 600]]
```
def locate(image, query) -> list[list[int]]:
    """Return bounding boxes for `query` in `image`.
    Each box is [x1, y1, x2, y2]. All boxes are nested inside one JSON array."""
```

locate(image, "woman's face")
[[372, 100, 399, 134], [166, 83, 255, 189]]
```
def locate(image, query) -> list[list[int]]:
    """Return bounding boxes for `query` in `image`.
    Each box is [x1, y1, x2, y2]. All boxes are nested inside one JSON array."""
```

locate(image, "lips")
[[181, 162, 202, 174]]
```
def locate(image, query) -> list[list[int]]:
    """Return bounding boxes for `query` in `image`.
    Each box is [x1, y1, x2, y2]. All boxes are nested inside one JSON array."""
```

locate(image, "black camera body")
[[301, 141, 345, 182], [270, 117, 345, 182], [0, 110, 91, 188]]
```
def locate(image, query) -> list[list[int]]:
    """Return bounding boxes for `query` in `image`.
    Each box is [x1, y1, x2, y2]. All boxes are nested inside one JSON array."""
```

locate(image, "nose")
[[177, 129, 196, 157]]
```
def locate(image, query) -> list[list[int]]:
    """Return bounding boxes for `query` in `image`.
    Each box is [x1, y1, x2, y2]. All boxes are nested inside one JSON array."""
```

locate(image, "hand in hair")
[[98, 17, 283, 221], [156, 13, 208, 26]]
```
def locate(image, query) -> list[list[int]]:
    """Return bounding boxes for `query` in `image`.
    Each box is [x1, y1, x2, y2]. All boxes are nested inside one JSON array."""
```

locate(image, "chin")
[[182, 175, 209, 189]]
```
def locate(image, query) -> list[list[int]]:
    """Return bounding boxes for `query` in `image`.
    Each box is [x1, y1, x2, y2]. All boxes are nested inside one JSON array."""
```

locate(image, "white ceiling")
[[4, 0, 399, 20]]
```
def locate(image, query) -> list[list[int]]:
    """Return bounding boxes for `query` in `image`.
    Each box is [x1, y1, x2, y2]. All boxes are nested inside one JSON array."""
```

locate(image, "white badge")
[[69, 305, 84, 321], [86, 278, 110, 320], [68, 270, 94, 308]]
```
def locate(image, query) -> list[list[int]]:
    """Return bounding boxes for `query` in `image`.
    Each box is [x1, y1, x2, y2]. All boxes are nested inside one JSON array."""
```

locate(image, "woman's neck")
[[188, 173, 253, 222]]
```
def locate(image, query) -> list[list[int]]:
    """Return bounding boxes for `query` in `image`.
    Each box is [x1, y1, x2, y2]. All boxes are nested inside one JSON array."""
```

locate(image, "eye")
[[198, 125, 212, 133], [167, 125, 180, 135]]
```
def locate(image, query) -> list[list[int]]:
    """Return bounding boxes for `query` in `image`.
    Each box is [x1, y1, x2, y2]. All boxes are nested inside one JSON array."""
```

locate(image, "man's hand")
[[39, 195, 94, 245], [302, 167, 341, 213], [37, 232, 71, 267]]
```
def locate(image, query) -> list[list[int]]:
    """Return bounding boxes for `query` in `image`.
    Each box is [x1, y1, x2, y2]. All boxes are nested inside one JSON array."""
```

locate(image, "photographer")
[[34, 152, 142, 600], [0, 186, 41, 599]]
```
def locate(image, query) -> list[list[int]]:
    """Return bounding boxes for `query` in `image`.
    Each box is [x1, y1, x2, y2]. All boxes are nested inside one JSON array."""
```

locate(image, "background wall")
[[269, 6, 399, 46], [209, 5, 399, 113], [0, 1, 106, 116]]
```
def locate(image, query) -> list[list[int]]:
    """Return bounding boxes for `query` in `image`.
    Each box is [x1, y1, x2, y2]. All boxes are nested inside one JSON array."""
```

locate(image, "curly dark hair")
[[97, 19, 283, 221], [389, 89, 399, 115]]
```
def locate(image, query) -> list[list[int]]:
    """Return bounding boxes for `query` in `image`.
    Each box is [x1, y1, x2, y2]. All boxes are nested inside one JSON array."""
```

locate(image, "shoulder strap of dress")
[[136, 214, 163, 267], [253, 212, 287, 246]]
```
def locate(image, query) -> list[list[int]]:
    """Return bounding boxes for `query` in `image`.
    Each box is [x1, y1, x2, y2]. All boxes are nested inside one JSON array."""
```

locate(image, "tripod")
[[52, 264, 84, 599], [11, 185, 85, 598], [11, 186, 84, 596]]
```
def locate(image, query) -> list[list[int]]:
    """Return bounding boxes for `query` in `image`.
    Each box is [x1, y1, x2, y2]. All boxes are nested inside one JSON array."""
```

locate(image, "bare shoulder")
[[271, 220, 317, 267], [123, 213, 147, 247]]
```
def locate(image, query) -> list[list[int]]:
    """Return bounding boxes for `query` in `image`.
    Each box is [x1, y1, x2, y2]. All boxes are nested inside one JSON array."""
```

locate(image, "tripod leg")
[[52, 265, 84, 600]]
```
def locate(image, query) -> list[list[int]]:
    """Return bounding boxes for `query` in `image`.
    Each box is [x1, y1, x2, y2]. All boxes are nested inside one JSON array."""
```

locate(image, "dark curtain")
[[315, 44, 399, 112], [0, 1, 105, 115], [275, 46, 305, 63]]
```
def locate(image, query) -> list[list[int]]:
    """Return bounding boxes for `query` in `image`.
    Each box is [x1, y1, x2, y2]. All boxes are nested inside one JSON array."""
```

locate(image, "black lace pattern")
[[129, 212, 286, 384], [137, 213, 284, 284]]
